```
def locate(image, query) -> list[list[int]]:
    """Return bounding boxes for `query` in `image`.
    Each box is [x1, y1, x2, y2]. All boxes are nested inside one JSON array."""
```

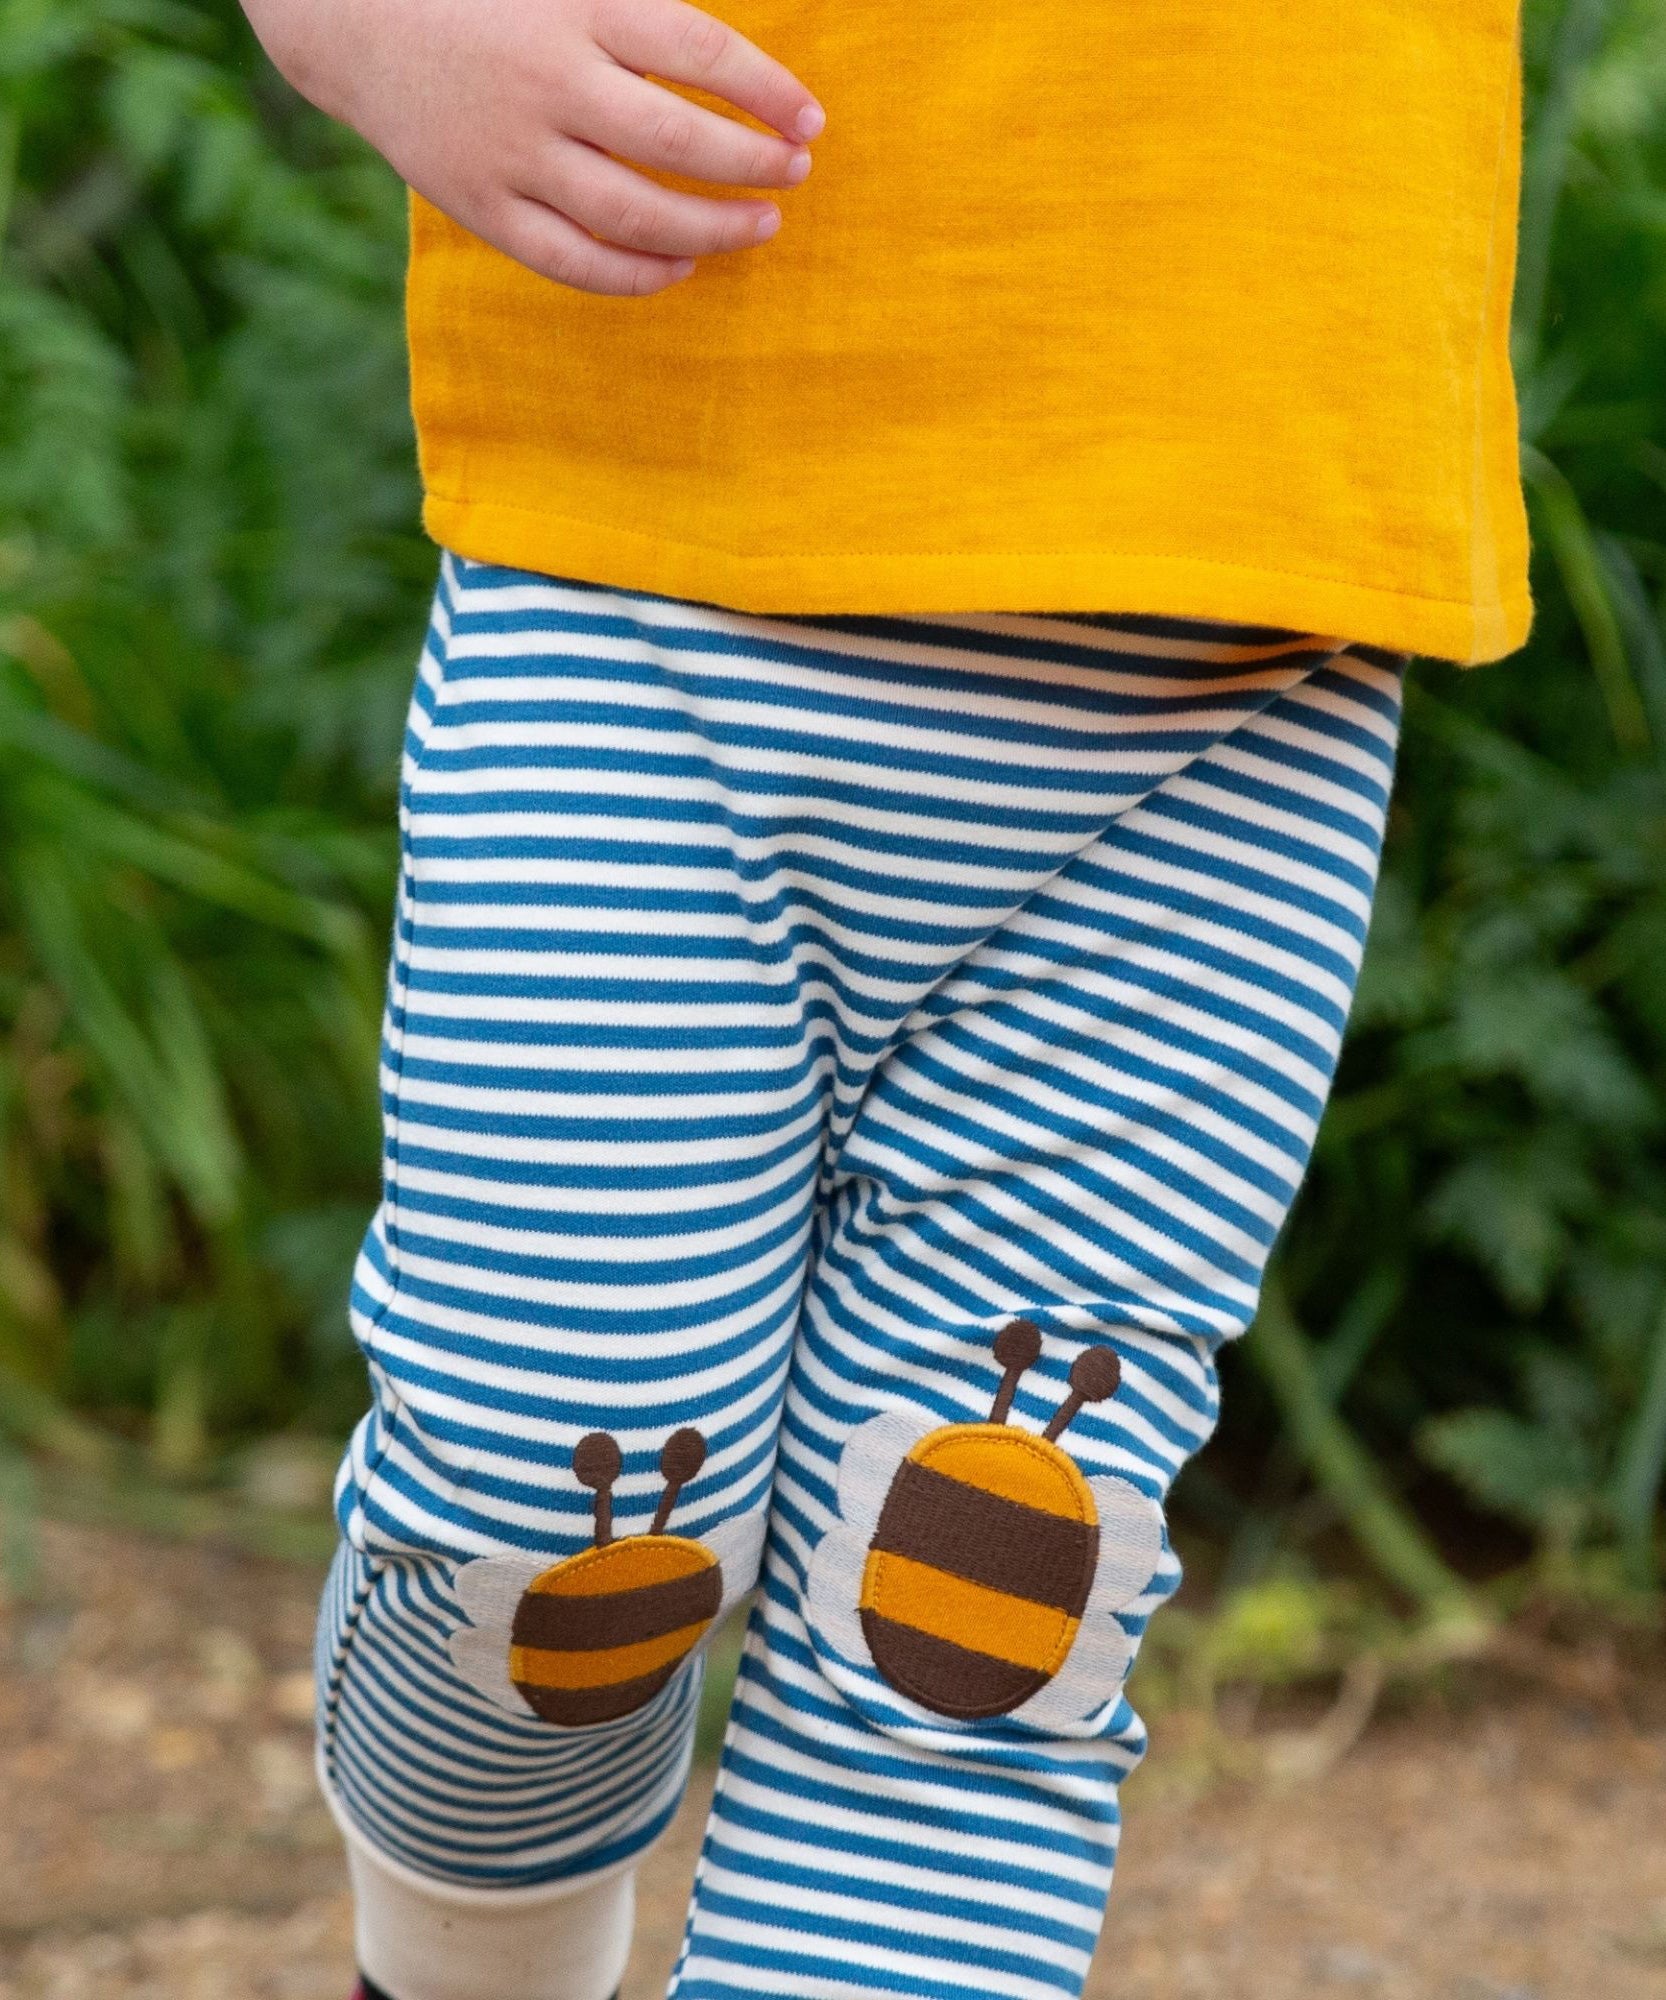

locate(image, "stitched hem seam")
[[422, 486, 1522, 616], [420, 492, 1534, 665]]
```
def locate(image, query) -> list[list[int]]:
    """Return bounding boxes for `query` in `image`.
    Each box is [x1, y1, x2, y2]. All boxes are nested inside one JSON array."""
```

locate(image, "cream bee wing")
[[448, 1551, 553, 1718], [450, 1624, 536, 1718], [803, 1410, 928, 1681], [1084, 1475, 1167, 1612], [1013, 1480, 1164, 1733], [702, 1508, 769, 1625], [1010, 1612, 1134, 1734], [453, 1550, 551, 1627], [805, 1519, 871, 1671], [835, 1409, 934, 1531]]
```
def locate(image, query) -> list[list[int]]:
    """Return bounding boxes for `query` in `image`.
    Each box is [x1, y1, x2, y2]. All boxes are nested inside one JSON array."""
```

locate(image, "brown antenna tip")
[[990, 1318, 1043, 1424], [994, 1318, 1043, 1372], [1071, 1348, 1122, 1404], [659, 1428, 707, 1487], [651, 1427, 707, 1535], [573, 1431, 622, 1546], [573, 1432, 622, 1489], [1043, 1347, 1123, 1442]]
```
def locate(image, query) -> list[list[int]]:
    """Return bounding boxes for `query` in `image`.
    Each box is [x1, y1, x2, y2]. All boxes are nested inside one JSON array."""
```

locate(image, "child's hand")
[[242, 0, 823, 295]]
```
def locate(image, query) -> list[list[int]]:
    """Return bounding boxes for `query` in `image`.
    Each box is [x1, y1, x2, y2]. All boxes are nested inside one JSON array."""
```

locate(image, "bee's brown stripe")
[[515, 1664, 678, 1728], [860, 1611, 1050, 1721], [511, 1565, 721, 1653], [871, 1460, 1098, 1613]]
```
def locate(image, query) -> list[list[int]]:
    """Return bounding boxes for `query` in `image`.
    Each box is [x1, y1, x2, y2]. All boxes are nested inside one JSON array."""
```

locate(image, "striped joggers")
[[316, 555, 1404, 2000]]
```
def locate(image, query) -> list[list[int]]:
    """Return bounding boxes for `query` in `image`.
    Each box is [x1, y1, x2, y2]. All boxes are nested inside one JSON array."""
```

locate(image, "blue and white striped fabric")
[[317, 553, 1403, 2000]]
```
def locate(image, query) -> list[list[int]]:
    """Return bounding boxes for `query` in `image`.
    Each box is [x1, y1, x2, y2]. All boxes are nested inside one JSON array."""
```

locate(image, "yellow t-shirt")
[[407, 1, 1530, 663]]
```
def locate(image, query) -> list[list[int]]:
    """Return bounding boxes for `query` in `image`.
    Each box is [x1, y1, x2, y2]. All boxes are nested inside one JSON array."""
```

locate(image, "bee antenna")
[[1044, 1348, 1122, 1442], [573, 1432, 623, 1547], [990, 1319, 1043, 1424], [651, 1428, 707, 1536]]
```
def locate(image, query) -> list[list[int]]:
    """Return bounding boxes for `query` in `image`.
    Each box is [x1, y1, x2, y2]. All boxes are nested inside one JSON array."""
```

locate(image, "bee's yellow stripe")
[[510, 1617, 711, 1692], [525, 1536, 711, 1596], [916, 1426, 1093, 1520], [861, 1552, 1078, 1676]]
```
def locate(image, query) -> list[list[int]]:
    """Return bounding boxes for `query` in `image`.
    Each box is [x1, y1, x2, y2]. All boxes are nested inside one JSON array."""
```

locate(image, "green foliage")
[[0, 0, 427, 1461], [0, 0, 1662, 1612], [1230, 0, 1666, 1598]]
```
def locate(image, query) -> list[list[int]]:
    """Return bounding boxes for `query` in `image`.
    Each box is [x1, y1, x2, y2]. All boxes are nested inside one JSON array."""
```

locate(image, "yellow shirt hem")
[[423, 490, 1533, 669]]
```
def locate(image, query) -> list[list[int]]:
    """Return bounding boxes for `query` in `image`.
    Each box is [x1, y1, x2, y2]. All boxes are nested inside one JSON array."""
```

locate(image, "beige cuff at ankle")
[[321, 1765, 637, 2000]]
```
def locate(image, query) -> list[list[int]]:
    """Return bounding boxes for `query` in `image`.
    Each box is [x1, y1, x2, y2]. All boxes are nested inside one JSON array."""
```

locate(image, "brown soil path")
[[1, 1522, 1660, 1999]]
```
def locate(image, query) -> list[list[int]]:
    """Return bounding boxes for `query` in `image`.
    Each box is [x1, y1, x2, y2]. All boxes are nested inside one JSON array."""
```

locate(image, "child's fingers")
[[589, 0, 825, 144], [569, 62, 813, 190], [530, 139, 781, 258], [491, 192, 696, 296]]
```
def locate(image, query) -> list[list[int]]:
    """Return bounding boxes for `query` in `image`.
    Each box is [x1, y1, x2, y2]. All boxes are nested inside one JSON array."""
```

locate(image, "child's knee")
[[317, 1417, 770, 1889], [318, 1541, 705, 1888], [794, 1317, 1207, 1760], [438, 1429, 761, 1723]]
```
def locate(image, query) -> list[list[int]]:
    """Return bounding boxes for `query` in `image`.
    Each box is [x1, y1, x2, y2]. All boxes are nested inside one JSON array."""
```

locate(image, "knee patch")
[[449, 1426, 766, 1729], [806, 1321, 1168, 1739]]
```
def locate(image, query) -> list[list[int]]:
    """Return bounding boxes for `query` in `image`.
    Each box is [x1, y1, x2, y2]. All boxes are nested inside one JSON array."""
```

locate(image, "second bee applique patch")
[[448, 1428, 765, 1727], [807, 1321, 1166, 1729]]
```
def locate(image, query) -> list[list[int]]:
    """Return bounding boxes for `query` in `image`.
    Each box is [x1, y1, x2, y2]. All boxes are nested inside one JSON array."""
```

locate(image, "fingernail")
[[754, 207, 781, 242], [794, 102, 826, 140], [670, 259, 696, 278], [786, 148, 813, 184]]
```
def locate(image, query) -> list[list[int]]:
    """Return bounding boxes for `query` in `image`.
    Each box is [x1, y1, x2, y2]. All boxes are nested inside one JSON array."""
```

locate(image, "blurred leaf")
[[1524, 445, 1652, 754], [1611, 1297, 1666, 1583], [0, 0, 418, 1457], [1419, 1408, 1595, 1536]]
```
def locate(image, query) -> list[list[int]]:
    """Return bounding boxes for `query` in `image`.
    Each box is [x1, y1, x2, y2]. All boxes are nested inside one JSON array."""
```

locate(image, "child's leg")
[[675, 657, 1402, 2000], [315, 559, 836, 1997]]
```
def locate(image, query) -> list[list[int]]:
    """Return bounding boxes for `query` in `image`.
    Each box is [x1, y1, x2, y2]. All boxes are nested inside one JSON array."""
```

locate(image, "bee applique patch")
[[449, 1428, 765, 1728], [807, 1321, 1166, 1729]]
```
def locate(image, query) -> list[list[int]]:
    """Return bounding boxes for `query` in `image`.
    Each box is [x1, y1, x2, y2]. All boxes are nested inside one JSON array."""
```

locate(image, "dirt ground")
[[1, 1521, 1662, 2000]]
